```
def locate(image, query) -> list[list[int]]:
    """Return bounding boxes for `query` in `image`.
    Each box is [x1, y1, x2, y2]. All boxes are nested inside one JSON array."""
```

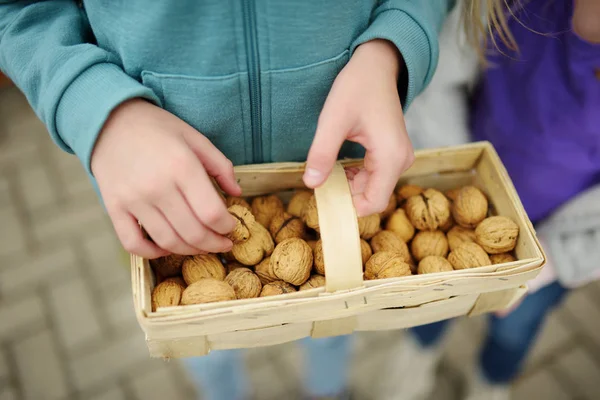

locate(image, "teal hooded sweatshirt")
[[0, 1, 454, 174]]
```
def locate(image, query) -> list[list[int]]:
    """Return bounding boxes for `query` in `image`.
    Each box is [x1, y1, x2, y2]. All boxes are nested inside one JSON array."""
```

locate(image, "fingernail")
[[303, 168, 323, 187]]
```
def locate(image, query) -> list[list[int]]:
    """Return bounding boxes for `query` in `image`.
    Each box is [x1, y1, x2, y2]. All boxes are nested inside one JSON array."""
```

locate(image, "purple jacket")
[[471, 0, 600, 224]]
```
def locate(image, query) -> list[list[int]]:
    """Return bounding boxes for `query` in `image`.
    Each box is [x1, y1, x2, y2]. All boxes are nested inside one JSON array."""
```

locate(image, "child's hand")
[[303, 39, 415, 217], [91, 99, 241, 258]]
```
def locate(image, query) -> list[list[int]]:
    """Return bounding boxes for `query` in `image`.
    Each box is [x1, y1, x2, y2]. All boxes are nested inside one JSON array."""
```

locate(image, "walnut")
[[150, 254, 186, 280], [448, 242, 491, 270], [302, 195, 320, 232], [226, 196, 251, 211], [439, 213, 455, 232], [306, 240, 318, 251], [251, 195, 284, 228], [364, 252, 412, 280], [181, 279, 236, 305], [370, 230, 411, 263], [358, 214, 381, 240], [405, 188, 451, 231], [445, 188, 460, 202], [225, 267, 262, 299], [410, 230, 449, 261], [287, 190, 313, 218], [255, 256, 278, 285], [447, 226, 477, 251], [396, 184, 424, 204], [380, 194, 398, 220], [417, 256, 453, 275], [222, 251, 236, 262], [225, 261, 246, 275], [232, 221, 274, 265], [360, 239, 373, 267], [182, 254, 226, 285], [299, 274, 326, 291], [385, 209, 415, 242], [227, 205, 255, 244], [490, 253, 517, 265], [313, 240, 325, 275], [452, 186, 489, 229], [151, 281, 184, 311], [260, 281, 297, 297], [475, 216, 519, 254], [269, 211, 305, 244], [163, 276, 187, 288], [271, 238, 313, 285]]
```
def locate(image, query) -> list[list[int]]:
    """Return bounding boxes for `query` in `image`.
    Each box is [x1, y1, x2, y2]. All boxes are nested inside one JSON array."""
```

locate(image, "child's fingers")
[[109, 211, 169, 259], [158, 189, 233, 254], [183, 130, 242, 196], [134, 204, 201, 255]]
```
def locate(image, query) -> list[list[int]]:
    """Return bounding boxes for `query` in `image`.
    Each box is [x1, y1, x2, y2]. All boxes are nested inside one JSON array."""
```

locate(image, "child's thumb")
[[304, 111, 352, 188], [183, 130, 242, 196]]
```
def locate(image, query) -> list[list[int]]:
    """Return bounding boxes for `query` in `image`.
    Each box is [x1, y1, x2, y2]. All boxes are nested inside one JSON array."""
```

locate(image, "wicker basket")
[[131, 141, 545, 358]]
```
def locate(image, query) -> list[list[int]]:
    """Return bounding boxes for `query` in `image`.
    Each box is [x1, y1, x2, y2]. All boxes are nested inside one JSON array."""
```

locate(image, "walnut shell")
[[163, 276, 187, 288], [410, 230, 449, 261], [287, 190, 313, 218], [370, 230, 411, 263], [232, 221, 274, 265], [150, 254, 186, 279], [445, 188, 461, 202], [406, 189, 451, 231], [271, 238, 313, 285], [475, 216, 519, 254], [447, 226, 477, 251], [448, 242, 491, 270], [226, 196, 251, 211], [385, 209, 415, 242], [302, 195, 320, 232], [255, 256, 278, 285], [225, 261, 246, 275], [181, 279, 236, 305], [360, 239, 373, 267], [225, 267, 262, 299], [269, 211, 305, 244], [182, 254, 226, 285], [313, 240, 325, 275], [251, 195, 284, 228], [490, 253, 517, 265], [417, 256, 453, 275], [452, 186, 489, 229], [306, 240, 318, 251], [364, 252, 412, 280], [227, 205, 255, 243], [151, 281, 184, 311], [380, 194, 398, 220], [222, 251, 236, 262], [260, 280, 297, 297], [358, 214, 381, 240], [439, 214, 455, 232], [299, 274, 326, 291], [396, 184, 424, 204]]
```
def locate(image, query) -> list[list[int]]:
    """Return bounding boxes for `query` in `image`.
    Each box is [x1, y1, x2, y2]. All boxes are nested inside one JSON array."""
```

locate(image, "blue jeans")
[[411, 282, 568, 383], [183, 335, 352, 400]]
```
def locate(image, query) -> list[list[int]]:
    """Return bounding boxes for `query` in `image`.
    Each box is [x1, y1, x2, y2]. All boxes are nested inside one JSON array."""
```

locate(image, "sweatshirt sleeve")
[[350, 0, 456, 110], [0, 1, 160, 174], [536, 184, 600, 287]]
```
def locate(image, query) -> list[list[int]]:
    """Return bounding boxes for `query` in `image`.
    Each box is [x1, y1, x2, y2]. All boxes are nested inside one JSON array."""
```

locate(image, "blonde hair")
[[461, 0, 520, 64]]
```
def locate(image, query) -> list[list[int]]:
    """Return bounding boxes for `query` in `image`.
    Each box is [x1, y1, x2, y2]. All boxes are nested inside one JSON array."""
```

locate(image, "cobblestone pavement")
[[1, 86, 599, 400]]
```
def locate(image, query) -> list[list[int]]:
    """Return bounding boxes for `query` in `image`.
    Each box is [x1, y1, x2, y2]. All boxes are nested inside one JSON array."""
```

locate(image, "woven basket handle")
[[314, 162, 364, 293]]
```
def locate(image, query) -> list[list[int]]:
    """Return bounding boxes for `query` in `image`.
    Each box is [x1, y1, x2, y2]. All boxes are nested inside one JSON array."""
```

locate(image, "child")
[[382, 1, 600, 399]]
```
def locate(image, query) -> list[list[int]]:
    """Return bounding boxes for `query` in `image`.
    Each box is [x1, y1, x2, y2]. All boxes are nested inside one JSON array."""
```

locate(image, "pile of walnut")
[[150, 185, 520, 311]]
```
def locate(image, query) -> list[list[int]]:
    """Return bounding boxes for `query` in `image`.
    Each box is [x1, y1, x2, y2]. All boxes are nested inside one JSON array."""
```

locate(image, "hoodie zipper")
[[242, 0, 263, 163]]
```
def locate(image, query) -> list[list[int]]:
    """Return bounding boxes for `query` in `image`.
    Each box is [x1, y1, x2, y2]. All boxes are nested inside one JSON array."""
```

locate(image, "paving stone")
[[70, 331, 154, 391], [561, 287, 600, 343], [554, 346, 600, 400], [0, 246, 77, 295], [0, 386, 18, 400], [0, 350, 8, 383], [524, 309, 572, 371], [48, 275, 103, 351], [17, 163, 58, 210], [0, 295, 44, 340], [104, 289, 138, 333], [0, 175, 10, 208], [82, 230, 131, 295], [13, 330, 69, 400], [86, 385, 127, 400], [0, 207, 26, 257], [512, 369, 570, 400], [444, 316, 486, 375], [130, 364, 189, 400]]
